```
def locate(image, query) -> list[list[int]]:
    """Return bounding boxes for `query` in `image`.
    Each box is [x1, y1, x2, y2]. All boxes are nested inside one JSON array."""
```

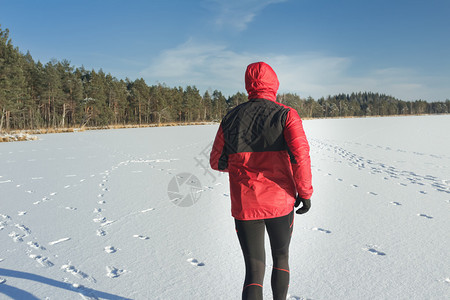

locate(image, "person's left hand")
[[294, 196, 311, 214]]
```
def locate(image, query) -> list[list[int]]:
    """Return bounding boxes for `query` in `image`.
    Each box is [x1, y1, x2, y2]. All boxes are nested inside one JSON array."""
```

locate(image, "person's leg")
[[265, 210, 294, 300], [235, 218, 266, 300]]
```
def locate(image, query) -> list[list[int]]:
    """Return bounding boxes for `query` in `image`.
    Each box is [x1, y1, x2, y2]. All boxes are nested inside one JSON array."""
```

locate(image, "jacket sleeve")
[[283, 109, 313, 199], [210, 124, 229, 172]]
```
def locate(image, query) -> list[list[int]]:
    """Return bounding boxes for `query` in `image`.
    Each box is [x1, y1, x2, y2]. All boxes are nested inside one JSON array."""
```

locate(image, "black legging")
[[235, 210, 294, 300]]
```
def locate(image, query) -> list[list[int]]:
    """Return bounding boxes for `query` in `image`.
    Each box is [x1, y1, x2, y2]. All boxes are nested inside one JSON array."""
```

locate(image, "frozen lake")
[[1, 115, 449, 299]]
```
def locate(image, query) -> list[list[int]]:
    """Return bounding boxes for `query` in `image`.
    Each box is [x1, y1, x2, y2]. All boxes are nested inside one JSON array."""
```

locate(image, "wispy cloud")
[[206, 0, 287, 31], [140, 40, 449, 101]]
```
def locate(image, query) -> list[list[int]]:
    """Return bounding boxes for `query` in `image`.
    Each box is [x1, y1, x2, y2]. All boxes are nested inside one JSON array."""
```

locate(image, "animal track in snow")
[[104, 246, 118, 253], [187, 258, 205, 266], [96, 229, 107, 236], [8, 231, 25, 242], [106, 266, 126, 278], [311, 227, 331, 234], [27, 241, 46, 250], [15, 224, 31, 234], [363, 245, 386, 256], [29, 254, 54, 267], [61, 264, 96, 283]]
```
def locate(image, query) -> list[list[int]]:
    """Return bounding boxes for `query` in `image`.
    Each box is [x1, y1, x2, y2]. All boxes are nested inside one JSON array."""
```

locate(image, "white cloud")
[[140, 40, 449, 101], [206, 0, 287, 31]]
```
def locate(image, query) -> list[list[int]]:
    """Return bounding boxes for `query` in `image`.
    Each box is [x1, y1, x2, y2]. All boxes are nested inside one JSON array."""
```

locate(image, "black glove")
[[294, 196, 311, 214]]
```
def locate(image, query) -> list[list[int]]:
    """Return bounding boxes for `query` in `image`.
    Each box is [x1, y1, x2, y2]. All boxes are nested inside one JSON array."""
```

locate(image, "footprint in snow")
[[417, 213, 433, 219], [363, 245, 386, 256], [187, 258, 205, 266], [286, 295, 311, 300]]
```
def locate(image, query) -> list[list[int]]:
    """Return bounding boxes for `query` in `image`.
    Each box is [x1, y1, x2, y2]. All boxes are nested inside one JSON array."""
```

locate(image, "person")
[[210, 61, 313, 300]]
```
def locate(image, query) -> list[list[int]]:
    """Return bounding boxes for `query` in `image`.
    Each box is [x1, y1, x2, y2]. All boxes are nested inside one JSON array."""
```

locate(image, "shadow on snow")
[[0, 268, 132, 300]]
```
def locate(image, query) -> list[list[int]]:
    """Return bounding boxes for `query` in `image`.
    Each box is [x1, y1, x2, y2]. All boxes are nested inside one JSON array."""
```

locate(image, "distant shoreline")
[[1, 113, 448, 143]]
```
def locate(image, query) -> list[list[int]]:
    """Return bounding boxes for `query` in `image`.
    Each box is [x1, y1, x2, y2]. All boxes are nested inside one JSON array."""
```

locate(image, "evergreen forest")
[[1, 26, 449, 132]]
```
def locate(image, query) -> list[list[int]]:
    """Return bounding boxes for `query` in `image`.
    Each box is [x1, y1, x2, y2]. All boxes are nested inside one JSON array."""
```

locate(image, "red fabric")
[[283, 109, 314, 199], [210, 62, 313, 220], [209, 124, 228, 172], [245, 62, 279, 101]]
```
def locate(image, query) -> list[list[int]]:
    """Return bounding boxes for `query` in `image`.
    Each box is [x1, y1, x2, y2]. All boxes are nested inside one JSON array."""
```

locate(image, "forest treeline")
[[1, 26, 449, 131]]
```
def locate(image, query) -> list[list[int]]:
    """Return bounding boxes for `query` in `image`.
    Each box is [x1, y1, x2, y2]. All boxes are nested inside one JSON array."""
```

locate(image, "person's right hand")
[[294, 196, 311, 214]]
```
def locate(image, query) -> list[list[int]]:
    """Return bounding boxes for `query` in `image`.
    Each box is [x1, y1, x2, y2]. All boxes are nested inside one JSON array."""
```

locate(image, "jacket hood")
[[245, 62, 279, 101]]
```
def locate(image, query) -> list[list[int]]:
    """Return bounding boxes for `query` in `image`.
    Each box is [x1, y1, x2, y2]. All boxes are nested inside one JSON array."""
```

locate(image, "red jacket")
[[210, 62, 313, 220]]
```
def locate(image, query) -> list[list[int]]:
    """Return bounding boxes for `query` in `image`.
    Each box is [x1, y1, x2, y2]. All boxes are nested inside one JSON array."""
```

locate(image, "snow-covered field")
[[1, 115, 449, 300]]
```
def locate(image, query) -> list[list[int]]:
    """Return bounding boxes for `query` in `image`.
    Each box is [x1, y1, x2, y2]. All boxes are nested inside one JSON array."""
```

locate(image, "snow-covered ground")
[[0, 115, 449, 300]]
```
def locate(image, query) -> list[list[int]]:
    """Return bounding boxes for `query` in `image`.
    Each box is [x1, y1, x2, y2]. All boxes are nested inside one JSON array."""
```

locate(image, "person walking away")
[[210, 62, 313, 300]]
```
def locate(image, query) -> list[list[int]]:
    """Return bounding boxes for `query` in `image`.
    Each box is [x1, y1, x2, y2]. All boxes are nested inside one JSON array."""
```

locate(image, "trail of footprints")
[[0, 151, 178, 285], [311, 138, 449, 197], [310, 138, 448, 220], [306, 137, 447, 260], [1, 213, 94, 284]]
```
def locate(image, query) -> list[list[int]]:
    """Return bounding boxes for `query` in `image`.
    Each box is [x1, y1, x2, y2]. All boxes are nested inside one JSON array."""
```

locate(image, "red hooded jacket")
[[210, 62, 313, 220]]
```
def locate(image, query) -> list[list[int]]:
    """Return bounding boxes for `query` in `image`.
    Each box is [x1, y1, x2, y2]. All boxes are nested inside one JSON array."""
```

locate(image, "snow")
[[1, 115, 449, 299]]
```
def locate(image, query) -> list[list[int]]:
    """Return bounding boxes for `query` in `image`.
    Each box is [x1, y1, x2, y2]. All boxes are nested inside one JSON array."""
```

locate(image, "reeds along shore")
[[1, 113, 448, 143], [0, 121, 215, 142]]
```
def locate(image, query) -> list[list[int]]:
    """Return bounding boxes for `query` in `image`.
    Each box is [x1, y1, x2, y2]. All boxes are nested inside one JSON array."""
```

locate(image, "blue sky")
[[1, 0, 449, 101]]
